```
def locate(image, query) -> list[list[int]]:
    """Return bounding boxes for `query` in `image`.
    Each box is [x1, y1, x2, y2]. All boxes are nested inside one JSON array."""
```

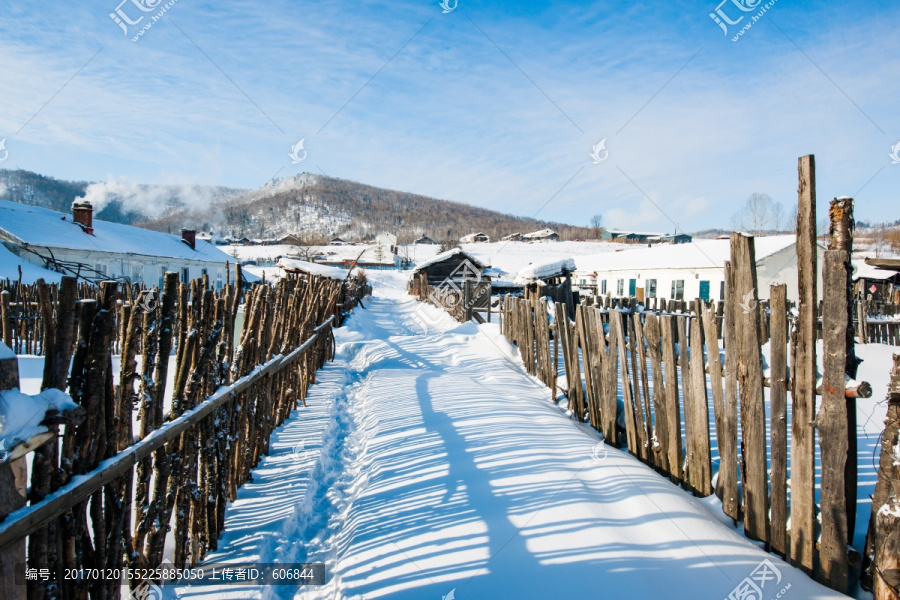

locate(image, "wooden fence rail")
[[0, 268, 368, 599]]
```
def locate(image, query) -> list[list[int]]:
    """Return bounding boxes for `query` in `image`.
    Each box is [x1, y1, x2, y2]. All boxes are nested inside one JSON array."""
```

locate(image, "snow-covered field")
[[169, 271, 852, 600]]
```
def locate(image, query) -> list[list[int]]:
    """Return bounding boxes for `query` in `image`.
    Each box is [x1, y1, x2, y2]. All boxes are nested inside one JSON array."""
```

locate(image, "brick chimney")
[[182, 229, 196, 250], [72, 200, 93, 234]]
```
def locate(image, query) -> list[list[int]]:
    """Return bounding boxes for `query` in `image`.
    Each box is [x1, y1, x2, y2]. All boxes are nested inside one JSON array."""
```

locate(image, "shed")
[[522, 228, 560, 242], [411, 248, 487, 287], [460, 232, 490, 243], [414, 236, 439, 245]]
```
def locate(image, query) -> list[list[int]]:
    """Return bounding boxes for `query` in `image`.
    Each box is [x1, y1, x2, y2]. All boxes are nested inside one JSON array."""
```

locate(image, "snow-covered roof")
[[515, 257, 576, 283], [853, 257, 896, 281], [523, 228, 557, 239], [0, 201, 234, 265], [0, 243, 63, 284], [278, 258, 348, 281], [574, 235, 798, 273], [411, 248, 486, 274], [604, 229, 666, 237]]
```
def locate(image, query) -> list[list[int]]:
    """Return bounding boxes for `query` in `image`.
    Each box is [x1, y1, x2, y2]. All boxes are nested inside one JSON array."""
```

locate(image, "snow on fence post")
[[791, 153, 818, 575], [862, 354, 900, 599], [769, 284, 789, 557], [818, 249, 851, 592]]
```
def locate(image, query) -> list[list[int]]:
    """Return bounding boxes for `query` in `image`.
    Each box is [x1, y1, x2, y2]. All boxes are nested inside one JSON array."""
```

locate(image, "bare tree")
[[732, 193, 784, 235], [771, 201, 785, 232], [589, 214, 604, 231]]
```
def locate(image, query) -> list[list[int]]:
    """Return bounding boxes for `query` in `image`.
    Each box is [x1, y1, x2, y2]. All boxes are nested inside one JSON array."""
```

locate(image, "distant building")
[[856, 257, 900, 302], [375, 232, 398, 246], [574, 235, 823, 303], [414, 236, 439, 245], [460, 232, 490, 243], [651, 233, 692, 244], [500, 233, 522, 242], [317, 245, 410, 271], [599, 229, 691, 244], [522, 228, 560, 242], [329, 237, 350, 245], [0, 200, 234, 288], [599, 229, 662, 243]]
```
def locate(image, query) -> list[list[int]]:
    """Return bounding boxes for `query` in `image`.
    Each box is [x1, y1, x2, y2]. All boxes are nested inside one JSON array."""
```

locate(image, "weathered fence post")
[[863, 354, 900, 598], [829, 196, 860, 545], [791, 153, 818, 574], [769, 284, 789, 557], [721, 261, 740, 521], [0, 344, 26, 600], [731, 233, 768, 545], [817, 250, 850, 592]]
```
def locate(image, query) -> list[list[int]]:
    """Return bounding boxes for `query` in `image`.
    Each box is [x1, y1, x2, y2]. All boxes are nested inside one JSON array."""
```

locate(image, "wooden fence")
[[409, 272, 492, 323], [0, 268, 368, 599], [493, 157, 897, 596]]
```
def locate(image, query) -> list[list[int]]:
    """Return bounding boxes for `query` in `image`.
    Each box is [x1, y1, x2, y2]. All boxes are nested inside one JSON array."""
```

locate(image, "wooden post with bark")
[[791, 154, 818, 574], [817, 250, 850, 592], [829, 196, 860, 545]]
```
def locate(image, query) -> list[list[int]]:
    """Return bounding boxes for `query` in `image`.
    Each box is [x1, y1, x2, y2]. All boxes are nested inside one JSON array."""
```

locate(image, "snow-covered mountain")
[[0, 169, 594, 244]]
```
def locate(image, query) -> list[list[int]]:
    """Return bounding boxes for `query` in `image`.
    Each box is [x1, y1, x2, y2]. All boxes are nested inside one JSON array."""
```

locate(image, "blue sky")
[[0, 0, 897, 231]]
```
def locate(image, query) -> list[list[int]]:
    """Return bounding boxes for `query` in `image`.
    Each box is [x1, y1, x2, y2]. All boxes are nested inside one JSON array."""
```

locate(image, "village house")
[[573, 235, 823, 303], [598, 229, 692, 244], [500, 233, 523, 242], [0, 200, 235, 288], [522, 228, 560, 242], [459, 232, 490, 243], [414, 236, 438, 245]]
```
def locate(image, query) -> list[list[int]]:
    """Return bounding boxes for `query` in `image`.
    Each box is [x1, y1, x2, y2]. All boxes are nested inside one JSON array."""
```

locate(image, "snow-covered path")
[[175, 273, 847, 600]]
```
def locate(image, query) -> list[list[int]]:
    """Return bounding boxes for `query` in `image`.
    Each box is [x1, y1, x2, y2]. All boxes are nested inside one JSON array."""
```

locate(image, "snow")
[[0, 387, 77, 454], [0, 243, 63, 284], [0, 200, 234, 264], [277, 258, 348, 281], [574, 235, 798, 273], [170, 271, 849, 600], [514, 257, 576, 283], [410, 247, 486, 274]]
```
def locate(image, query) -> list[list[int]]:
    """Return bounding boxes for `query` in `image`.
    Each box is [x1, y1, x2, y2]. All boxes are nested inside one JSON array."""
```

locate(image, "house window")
[[132, 264, 144, 283], [216, 270, 224, 290], [201, 268, 208, 278], [159, 266, 168, 288], [617, 279, 624, 296], [720, 280, 726, 300], [646, 279, 657, 298], [95, 263, 107, 277], [628, 279, 637, 296], [671, 279, 684, 300], [181, 267, 190, 283], [601, 279, 607, 295]]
